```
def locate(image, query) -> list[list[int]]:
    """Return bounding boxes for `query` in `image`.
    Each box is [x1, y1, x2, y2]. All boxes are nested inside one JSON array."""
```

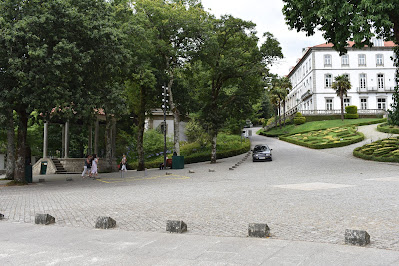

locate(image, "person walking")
[[90, 154, 99, 178], [120, 154, 127, 178], [81, 155, 90, 178]]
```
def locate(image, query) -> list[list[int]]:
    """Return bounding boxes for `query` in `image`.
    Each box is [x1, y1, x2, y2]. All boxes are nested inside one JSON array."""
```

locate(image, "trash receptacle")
[[25, 164, 32, 183], [172, 156, 184, 169], [40, 161, 48, 175]]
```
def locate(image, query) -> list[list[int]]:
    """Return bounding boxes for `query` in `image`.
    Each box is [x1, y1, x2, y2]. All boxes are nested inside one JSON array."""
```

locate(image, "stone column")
[[43, 121, 48, 158], [88, 124, 93, 155], [61, 124, 65, 158], [94, 118, 99, 155], [64, 120, 69, 158]]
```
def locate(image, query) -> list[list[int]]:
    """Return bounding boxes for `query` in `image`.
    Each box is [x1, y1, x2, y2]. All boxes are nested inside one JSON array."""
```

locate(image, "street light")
[[162, 86, 169, 169]]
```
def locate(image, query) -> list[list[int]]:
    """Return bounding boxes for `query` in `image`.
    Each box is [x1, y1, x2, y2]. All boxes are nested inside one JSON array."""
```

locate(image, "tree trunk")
[[137, 87, 146, 171], [340, 91, 344, 121], [210, 131, 217, 164], [5, 109, 15, 180], [283, 101, 286, 127], [14, 110, 28, 183], [105, 115, 113, 172], [166, 58, 181, 155], [278, 102, 282, 129]]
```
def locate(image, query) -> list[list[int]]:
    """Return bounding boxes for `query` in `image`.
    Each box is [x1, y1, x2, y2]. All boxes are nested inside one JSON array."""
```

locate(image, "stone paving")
[[1, 125, 399, 251]]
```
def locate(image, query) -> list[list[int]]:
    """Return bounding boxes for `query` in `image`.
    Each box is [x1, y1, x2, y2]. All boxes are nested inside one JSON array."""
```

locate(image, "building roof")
[[287, 41, 397, 77], [313, 41, 396, 48]]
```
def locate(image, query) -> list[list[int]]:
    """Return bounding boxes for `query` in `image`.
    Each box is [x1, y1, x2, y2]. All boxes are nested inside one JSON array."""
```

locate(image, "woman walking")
[[90, 154, 99, 178]]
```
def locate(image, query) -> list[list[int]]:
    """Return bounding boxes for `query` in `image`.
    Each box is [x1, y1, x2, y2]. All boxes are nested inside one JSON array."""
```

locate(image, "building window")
[[376, 54, 384, 66], [360, 98, 368, 110], [372, 38, 384, 47], [359, 73, 367, 89], [341, 54, 349, 66], [377, 98, 386, 110], [377, 74, 384, 89], [344, 98, 351, 107], [309, 59, 312, 70], [358, 54, 366, 66], [326, 98, 333, 110], [325, 74, 332, 88], [324, 54, 332, 66]]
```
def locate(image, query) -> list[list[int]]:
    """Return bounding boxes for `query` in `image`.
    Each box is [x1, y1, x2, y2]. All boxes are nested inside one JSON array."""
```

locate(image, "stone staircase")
[[52, 158, 67, 174]]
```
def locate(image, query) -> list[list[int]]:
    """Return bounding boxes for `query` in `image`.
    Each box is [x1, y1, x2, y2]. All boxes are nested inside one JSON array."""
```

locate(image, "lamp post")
[[162, 86, 169, 169]]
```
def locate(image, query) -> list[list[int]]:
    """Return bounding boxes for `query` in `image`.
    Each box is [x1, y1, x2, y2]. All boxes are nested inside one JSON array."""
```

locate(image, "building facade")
[[285, 39, 396, 116]]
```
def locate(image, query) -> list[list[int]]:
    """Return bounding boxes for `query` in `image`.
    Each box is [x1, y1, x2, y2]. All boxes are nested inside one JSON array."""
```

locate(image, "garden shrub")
[[345, 113, 359, 119], [344, 105, 359, 119], [294, 112, 306, 125]]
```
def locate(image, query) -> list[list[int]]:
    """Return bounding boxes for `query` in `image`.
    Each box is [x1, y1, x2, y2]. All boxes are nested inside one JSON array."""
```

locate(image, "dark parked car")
[[252, 144, 272, 162]]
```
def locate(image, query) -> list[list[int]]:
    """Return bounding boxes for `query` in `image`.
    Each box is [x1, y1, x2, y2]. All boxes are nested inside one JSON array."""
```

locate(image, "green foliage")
[[389, 47, 399, 126], [282, 0, 399, 54], [280, 126, 364, 149], [294, 117, 306, 125], [345, 105, 358, 114], [377, 123, 399, 134], [184, 117, 210, 145], [294, 112, 306, 125], [127, 133, 250, 169], [354, 137, 399, 163], [344, 114, 359, 119]]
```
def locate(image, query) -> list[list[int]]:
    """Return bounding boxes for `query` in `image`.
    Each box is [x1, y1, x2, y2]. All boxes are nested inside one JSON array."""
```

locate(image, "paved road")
[[1, 125, 399, 264]]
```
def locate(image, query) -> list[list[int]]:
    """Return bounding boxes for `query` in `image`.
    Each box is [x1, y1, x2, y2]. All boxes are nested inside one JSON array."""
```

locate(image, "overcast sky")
[[200, 0, 326, 76]]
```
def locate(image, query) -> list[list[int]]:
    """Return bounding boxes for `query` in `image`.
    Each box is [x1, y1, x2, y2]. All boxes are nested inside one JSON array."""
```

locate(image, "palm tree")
[[278, 77, 292, 126], [332, 75, 351, 121]]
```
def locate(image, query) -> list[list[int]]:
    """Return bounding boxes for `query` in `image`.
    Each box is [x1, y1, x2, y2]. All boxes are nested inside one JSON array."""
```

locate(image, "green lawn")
[[259, 118, 386, 137]]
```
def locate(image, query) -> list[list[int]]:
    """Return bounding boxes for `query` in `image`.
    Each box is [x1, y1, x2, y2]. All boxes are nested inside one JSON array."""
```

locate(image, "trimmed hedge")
[[353, 137, 399, 163], [128, 139, 251, 170], [345, 113, 359, 119], [377, 123, 399, 134], [304, 114, 383, 122], [345, 105, 358, 114], [280, 127, 364, 149]]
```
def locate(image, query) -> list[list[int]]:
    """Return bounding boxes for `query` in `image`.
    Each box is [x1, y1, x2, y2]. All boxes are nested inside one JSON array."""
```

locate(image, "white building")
[[285, 39, 396, 116]]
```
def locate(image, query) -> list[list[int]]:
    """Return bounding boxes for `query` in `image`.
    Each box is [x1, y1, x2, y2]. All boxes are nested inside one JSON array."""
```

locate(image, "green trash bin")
[[172, 156, 184, 169], [40, 161, 48, 175], [25, 165, 32, 183]]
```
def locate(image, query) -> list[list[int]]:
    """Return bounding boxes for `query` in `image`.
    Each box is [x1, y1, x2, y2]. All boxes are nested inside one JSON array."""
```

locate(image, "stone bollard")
[[229, 168, 234, 171], [166, 220, 187, 233], [35, 214, 55, 225], [95, 216, 116, 229], [0, 213, 4, 220], [345, 229, 370, 246], [209, 169, 215, 172], [188, 170, 195, 173], [66, 177, 73, 181], [248, 223, 270, 238]]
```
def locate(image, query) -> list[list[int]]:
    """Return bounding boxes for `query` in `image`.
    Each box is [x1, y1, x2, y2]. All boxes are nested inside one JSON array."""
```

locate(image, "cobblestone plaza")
[[1, 125, 399, 252]]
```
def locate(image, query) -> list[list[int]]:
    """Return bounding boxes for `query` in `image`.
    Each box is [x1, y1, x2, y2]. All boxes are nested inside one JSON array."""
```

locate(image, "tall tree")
[[282, 0, 399, 124], [191, 16, 283, 163], [0, 0, 126, 182], [332, 75, 351, 121], [132, 0, 208, 155]]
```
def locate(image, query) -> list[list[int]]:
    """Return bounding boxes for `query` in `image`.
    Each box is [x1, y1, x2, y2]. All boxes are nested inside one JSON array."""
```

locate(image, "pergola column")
[[43, 121, 48, 158], [88, 124, 93, 155], [64, 120, 69, 158], [94, 118, 99, 155]]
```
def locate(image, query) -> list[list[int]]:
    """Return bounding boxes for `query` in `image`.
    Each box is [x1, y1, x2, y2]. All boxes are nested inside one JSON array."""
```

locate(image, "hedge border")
[[377, 123, 399, 134], [280, 131, 364, 149], [128, 141, 251, 170], [353, 146, 399, 163], [258, 118, 386, 137]]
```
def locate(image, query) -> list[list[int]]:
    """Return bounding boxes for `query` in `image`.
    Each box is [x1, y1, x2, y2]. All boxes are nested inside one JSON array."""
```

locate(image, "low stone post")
[[345, 229, 370, 246], [166, 220, 187, 233], [35, 214, 55, 225], [248, 223, 270, 238], [95, 216, 116, 229]]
